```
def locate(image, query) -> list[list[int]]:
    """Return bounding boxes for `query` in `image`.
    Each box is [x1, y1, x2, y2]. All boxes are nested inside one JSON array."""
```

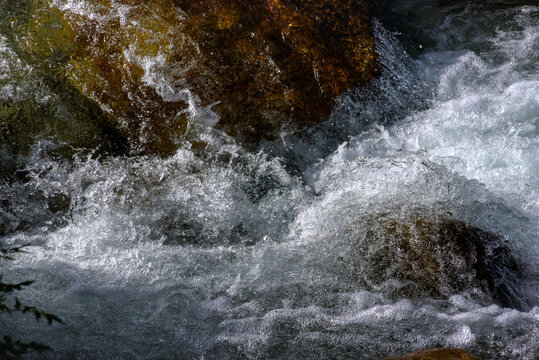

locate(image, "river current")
[[1, 1, 538, 359]]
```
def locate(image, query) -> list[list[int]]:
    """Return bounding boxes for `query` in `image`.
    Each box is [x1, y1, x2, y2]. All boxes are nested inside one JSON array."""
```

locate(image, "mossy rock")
[[10, 0, 378, 154], [0, 0, 128, 157], [384, 348, 480, 360], [348, 212, 527, 310], [0, 94, 126, 157]]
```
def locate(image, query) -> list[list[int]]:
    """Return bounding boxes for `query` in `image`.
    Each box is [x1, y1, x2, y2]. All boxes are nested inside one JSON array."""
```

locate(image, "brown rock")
[[348, 213, 526, 309], [59, 0, 192, 154], [14, 0, 377, 154], [177, 0, 377, 143], [383, 348, 480, 360]]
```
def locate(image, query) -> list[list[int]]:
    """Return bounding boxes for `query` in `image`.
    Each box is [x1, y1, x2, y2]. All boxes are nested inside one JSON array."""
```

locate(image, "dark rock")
[[349, 213, 527, 310], [177, 0, 378, 144], [383, 348, 481, 360]]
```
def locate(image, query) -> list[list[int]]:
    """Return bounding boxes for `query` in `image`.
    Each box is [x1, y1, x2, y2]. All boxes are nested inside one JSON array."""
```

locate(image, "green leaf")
[[1, 244, 63, 358]]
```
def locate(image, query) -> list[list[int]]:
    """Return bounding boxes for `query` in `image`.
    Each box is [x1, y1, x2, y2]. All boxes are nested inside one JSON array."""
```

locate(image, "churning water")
[[1, 0, 538, 359]]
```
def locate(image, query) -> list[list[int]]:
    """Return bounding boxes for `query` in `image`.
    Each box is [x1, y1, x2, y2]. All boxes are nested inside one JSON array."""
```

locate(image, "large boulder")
[[348, 213, 527, 310], [11, 0, 377, 154], [178, 0, 378, 142], [383, 348, 480, 360]]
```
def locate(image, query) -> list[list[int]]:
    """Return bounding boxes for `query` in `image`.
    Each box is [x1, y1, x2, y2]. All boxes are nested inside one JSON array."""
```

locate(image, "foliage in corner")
[[0, 244, 64, 359]]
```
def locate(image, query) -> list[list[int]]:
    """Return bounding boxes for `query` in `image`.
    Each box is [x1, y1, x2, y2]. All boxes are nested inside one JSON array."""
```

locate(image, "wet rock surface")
[[0, 0, 129, 156], [7, 0, 377, 154], [349, 213, 527, 310], [177, 0, 378, 143], [383, 348, 480, 360]]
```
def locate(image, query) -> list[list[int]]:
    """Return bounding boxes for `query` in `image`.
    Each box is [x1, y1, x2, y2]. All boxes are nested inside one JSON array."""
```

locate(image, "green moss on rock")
[[8, 0, 378, 154]]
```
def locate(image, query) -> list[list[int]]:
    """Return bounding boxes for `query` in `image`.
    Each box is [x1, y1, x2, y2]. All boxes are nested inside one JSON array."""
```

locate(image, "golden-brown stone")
[[14, 0, 377, 154], [177, 0, 377, 143], [384, 348, 481, 360], [61, 0, 192, 154]]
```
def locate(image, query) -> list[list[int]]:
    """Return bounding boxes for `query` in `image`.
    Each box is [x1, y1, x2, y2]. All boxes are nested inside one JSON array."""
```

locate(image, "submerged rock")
[[383, 348, 480, 360], [349, 213, 527, 310], [11, 0, 377, 154]]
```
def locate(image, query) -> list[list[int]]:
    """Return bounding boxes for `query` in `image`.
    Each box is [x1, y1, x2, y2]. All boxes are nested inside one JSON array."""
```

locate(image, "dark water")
[[1, 0, 538, 359]]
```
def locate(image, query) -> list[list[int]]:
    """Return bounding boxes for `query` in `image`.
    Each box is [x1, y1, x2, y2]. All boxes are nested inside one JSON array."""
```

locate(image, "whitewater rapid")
[[1, 1, 538, 359]]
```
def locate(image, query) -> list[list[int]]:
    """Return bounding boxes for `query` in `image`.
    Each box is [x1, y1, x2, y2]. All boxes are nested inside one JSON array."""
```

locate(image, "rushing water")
[[1, 1, 538, 359]]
